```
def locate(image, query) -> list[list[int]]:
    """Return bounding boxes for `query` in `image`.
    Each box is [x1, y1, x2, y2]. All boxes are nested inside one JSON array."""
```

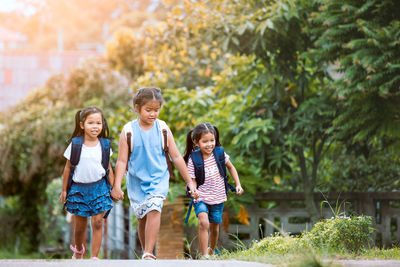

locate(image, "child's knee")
[[91, 217, 103, 231], [198, 213, 209, 229], [210, 223, 220, 234]]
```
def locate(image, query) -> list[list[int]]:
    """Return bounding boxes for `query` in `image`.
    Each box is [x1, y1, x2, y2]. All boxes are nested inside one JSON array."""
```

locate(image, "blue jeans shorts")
[[193, 201, 224, 224]]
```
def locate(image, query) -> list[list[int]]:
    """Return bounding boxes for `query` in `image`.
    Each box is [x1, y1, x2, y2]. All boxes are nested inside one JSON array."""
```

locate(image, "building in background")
[[0, 27, 101, 112], [0, 26, 26, 51], [0, 50, 101, 111]]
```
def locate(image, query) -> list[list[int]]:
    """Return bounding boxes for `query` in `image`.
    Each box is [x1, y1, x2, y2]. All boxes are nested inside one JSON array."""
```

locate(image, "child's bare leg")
[[90, 212, 104, 257], [74, 215, 88, 258], [137, 216, 147, 250], [143, 210, 161, 255], [209, 223, 219, 255], [197, 212, 210, 256]]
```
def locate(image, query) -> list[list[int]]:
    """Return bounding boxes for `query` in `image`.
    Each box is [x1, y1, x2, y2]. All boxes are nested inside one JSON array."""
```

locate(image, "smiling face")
[[80, 112, 103, 140], [135, 100, 161, 127], [195, 132, 216, 158]]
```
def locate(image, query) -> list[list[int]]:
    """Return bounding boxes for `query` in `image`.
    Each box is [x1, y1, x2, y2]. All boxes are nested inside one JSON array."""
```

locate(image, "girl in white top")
[[59, 106, 114, 260]]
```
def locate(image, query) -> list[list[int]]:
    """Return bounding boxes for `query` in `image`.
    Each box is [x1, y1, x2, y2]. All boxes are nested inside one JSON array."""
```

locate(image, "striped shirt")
[[188, 153, 229, 205]]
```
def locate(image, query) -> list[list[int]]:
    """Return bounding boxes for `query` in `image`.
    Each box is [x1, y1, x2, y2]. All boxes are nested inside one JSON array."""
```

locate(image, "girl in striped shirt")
[[184, 122, 243, 258]]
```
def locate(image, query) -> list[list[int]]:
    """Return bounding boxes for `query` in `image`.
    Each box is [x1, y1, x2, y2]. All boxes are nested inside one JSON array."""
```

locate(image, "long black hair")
[[68, 106, 110, 142], [183, 122, 221, 163]]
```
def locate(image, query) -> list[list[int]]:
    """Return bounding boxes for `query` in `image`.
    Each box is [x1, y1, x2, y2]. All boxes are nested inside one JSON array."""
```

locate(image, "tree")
[[194, 0, 337, 221], [310, 0, 400, 147]]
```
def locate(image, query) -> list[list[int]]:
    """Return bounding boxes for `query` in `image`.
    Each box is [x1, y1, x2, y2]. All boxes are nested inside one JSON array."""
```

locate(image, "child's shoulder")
[[122, 119, 137, 133], [157, 119, 169, 128]]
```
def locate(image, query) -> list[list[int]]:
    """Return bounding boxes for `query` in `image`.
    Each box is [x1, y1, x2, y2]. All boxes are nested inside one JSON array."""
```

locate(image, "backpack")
[[184, 146, 236, 223], [125, 119, 174, 178], [191, 146, 236, 193], [65, 136, 112, 218]]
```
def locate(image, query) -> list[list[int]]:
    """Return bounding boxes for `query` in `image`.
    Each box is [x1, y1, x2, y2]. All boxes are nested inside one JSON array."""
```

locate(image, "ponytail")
[[183, 130, 194, 163], [213, 125, 221, 146], [69, 110, 84, 142]]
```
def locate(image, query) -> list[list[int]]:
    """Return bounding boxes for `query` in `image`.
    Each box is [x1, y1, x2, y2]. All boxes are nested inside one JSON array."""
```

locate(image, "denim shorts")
[[193, 201, 224, 224]]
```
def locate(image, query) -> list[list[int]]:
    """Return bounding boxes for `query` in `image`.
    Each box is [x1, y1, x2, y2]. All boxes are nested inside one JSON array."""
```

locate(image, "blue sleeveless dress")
[[126, 119, 170, 218]]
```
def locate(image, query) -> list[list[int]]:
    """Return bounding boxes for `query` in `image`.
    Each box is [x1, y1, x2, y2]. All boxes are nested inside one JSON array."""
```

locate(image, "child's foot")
[[200, 254, 210, 260], [70, 244, 85, 260], [142, 252, 156, 260], [90, 257, 100, 260]]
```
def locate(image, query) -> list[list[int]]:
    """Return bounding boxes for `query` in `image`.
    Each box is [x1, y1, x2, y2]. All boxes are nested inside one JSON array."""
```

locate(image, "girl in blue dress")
[[111, 87, 198, 260], [59, 106, 114, 259]]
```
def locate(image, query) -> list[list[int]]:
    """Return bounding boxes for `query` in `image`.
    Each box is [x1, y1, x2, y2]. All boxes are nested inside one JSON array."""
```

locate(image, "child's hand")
[[111, 187, 124, 201], [236, 185, 244, 195], [190, 188, 200, 199], [188, 185, 199, 199], [59, 191, 67, 205]]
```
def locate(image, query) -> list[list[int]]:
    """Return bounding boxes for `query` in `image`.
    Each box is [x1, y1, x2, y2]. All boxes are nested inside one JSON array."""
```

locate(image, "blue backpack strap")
[[213, 146, 236, 194], [99, 138, 112, 218], [191, 149, 205, 187], [66, 136, 84, 196], [99, 138, 111, 185], [184, 198, 194, 224], [213, 146, 227, 178]]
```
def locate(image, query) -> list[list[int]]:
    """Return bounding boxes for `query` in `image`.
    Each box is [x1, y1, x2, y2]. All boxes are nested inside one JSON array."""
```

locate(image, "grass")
[[215, 238, 400, 266]]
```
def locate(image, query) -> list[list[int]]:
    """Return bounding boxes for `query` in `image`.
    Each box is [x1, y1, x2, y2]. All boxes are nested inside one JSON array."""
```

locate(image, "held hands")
[[111, 187, 124, 202], [187, 182, 199, 199], [59, 191, 67, 205], [236, 185, 244, 195]]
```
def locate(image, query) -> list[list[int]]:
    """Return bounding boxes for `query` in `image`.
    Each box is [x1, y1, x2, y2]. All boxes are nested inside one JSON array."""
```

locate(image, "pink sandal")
[[91, 257, 99, 260], [70, 244, 85, 259]]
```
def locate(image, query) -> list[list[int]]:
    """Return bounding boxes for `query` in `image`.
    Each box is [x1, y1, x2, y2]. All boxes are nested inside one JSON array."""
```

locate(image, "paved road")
[[0, 260, 273, 267], [2, 259, 400, 267], [334, 260, 400, 266]]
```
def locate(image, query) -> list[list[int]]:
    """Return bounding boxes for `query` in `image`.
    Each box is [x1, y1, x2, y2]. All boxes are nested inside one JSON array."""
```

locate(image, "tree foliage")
[[310, 0, 400, 145]]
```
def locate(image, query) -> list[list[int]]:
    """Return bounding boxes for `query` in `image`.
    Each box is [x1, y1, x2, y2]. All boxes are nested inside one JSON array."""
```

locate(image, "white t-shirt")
[[64, 141, 113, 183]]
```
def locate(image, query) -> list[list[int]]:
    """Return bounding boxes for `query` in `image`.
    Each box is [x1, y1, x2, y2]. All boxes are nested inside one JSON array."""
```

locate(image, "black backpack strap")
[[99, 138, 111, 185], [66, 136, 84, 196]]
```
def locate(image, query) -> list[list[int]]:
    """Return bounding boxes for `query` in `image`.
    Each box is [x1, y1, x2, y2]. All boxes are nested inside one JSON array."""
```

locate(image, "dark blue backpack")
[[190, 146, 235, 193], [185, 146, 235, 223], [66, 136, 112, 218]]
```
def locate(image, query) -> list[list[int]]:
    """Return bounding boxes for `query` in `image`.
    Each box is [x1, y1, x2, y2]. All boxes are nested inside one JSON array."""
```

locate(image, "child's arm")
[[108, 162, 115, 187], [166, 128, 198, 198], [111, 130, 128, 201], [226, 160, 244, 195], [59, 160, 71, 204]]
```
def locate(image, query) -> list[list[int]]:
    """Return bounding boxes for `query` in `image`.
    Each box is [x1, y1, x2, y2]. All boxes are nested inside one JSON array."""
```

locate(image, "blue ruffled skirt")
[[66, 178, 113, 217]]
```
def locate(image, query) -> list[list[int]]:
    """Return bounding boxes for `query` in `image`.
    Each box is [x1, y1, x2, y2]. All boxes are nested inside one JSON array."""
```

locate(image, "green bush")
[[301, 215, 374, 253], [0, 196, 22, 252], [252, 235, 300, 254]]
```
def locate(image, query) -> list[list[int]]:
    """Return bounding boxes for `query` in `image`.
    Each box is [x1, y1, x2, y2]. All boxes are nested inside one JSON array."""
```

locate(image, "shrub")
[[301, 215, 374, 253], [252, 235, 300, 254]]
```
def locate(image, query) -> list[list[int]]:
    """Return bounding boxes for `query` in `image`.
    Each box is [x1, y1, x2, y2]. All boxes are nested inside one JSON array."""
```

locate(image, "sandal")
[[90, 257, 99, 260], [142, 252, 156, 260], [70, 244, 85, 260]]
